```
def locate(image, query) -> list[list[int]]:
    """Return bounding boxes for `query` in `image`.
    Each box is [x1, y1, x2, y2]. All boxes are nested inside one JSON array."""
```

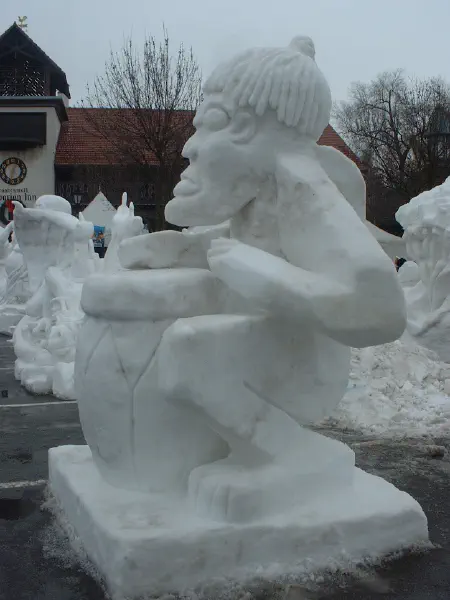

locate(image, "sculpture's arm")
[[279, 154, 406, 346], [208, 155, 406, 348], [118, 222, 230, 270], [316, 144, 367, 222]]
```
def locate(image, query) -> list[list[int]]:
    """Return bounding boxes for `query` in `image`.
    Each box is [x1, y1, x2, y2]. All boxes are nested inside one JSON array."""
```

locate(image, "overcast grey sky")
[[3, 0, 450, 105]]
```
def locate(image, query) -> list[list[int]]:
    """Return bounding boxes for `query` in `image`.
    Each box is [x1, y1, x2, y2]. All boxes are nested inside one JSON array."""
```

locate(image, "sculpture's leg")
[[156, 315, 299, 461], [155, 314, 355, 522]]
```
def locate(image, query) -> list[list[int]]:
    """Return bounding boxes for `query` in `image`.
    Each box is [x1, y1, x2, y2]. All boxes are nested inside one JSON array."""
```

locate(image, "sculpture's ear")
[[274, 152, 314, 265], [274, 151, 353, 267], [275, 153, 317, 228], [275, 150, 339, 220], [230, 109, 257, 144]]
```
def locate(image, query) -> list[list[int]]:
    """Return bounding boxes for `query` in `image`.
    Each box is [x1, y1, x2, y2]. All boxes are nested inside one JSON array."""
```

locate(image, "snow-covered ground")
[[325, 337, 450, 437]]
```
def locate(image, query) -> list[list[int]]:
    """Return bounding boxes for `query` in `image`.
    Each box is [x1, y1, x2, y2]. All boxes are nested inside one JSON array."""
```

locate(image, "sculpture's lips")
[[174, 178, 200, 196]]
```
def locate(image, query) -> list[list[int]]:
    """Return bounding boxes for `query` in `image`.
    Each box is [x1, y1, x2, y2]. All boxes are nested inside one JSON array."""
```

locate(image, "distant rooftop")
[[56, 108, 363, 167], [0, 23, 70, 98]]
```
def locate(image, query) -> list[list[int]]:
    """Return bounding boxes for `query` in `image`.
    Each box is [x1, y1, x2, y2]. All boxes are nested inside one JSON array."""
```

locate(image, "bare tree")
[[333, 71, 450, 230], [81, 28, 201, 230]]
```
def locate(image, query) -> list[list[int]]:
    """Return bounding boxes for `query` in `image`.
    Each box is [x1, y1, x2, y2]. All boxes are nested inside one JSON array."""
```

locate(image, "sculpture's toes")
[[189, 461, 233, 522], [188, 459, 295, 524], [188, 433, 356, 524]]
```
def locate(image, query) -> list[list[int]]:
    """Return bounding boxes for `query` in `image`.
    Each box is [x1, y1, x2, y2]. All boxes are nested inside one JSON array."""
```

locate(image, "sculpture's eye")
[[202, 108, 230, 132]]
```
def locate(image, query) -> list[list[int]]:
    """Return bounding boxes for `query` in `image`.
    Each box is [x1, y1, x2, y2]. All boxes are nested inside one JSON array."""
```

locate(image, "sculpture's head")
[[165, 36, 331, 226], [35, 195, 72, 214]]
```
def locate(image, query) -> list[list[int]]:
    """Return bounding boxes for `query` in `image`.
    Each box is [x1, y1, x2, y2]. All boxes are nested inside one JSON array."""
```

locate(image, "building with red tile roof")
[[54, 109, 366, 229], [55, 108, 361, 169]]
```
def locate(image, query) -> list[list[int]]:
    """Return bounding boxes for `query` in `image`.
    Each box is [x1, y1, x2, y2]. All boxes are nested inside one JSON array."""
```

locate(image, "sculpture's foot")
[[188, 429, 355, 523]]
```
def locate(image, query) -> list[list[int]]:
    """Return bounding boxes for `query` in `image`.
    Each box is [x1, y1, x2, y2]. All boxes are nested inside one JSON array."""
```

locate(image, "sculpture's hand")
[[208, 238, 291, 310], [119, 230, 207, 270], [119, 223, 231, 270]]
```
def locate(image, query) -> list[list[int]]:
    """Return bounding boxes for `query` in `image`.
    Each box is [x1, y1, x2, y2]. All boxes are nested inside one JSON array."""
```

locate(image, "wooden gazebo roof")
[[0, 23, 70, 98]]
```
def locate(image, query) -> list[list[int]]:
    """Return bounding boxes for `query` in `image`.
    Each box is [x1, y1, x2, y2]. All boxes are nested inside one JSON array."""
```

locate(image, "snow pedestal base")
[[49, 445, 429, 599]]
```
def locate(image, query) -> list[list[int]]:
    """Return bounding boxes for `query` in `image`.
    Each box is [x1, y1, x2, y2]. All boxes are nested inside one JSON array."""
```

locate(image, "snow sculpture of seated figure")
[[396, 177, 450, 361], [76, 37, 406, 523]]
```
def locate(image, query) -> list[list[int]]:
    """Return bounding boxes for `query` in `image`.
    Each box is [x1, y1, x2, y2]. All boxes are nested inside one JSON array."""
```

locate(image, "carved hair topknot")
[[204, 36, 331, 141]]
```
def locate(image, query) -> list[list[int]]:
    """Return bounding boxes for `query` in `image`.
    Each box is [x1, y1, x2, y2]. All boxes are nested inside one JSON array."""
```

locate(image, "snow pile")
[[327, 338, 450, 436]]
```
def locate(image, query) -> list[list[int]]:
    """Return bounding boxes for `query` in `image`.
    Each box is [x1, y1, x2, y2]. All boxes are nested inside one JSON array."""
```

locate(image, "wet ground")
[[0, 334, 449, 599]]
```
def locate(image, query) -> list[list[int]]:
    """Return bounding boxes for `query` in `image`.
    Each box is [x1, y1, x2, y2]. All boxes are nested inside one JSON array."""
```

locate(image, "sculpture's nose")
[[182, 135, 199, 161]]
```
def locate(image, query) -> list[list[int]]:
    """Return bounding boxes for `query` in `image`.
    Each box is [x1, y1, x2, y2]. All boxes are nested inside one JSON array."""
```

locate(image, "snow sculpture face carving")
[[396, 177, 450, 360], [77, 37, 407, 523], [167, 37, 331, 227], [397, 180, 450, 304]]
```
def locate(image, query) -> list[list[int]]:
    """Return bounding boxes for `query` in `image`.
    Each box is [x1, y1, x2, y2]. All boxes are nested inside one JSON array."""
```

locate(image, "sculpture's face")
[[166, 94, 263, 226]]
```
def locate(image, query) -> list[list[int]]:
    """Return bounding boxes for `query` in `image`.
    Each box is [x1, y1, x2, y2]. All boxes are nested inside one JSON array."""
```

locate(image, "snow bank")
[[326, 338, 450, 436]]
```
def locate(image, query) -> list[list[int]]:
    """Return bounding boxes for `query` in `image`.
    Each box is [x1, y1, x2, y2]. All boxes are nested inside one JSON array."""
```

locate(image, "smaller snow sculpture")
[[12, 196, 94, 396], [0, 223, 31, 335], [0, 222, 13, 296], [103, 193, 144, 272], [11, 193, 142, 397], [396, 177, 450, 361]]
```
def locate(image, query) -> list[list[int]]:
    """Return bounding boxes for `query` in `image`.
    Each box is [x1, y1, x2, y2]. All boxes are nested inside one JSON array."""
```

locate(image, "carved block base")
[[49, 445, 429, 599]]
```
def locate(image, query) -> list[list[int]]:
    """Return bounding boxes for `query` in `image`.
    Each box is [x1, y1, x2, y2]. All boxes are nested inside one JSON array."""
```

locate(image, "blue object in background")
[[93, 225, 105, 249]]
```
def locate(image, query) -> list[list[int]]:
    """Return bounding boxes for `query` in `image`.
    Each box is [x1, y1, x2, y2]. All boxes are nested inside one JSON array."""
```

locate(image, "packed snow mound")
[[326, 338, 450, 436], [396, 176, 450, 230]]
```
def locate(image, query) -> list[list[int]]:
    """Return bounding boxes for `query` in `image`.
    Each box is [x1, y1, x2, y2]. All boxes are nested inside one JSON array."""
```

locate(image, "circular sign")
[[0, 157, 27, 186]]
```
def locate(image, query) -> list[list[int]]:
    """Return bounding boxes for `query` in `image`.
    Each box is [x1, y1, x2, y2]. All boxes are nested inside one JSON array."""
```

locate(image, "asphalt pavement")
[[0, 334, 449, 600]]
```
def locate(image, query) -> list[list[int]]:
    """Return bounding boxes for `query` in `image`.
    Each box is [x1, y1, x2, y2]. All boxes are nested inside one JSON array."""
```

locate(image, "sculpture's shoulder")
[[315, 145, 366, 221], [316, 145, 364, 183]]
